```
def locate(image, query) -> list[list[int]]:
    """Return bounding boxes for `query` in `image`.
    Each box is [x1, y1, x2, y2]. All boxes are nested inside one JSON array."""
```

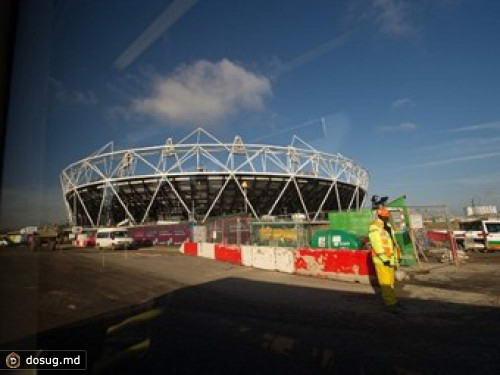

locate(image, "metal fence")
[[205, 215, 252, 245], [189, 206, 464, 266], [250, 221, 312, 248]]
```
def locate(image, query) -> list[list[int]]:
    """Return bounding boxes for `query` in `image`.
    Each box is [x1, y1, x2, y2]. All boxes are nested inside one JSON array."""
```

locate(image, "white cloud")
[[418, 136, 500, 152], [411, 151, 500, 168], [449, 120, 500, 132], [373, 0, 415, 37], [49, 78, 97, 106], [377, 121, 417, 132], [392, 97, 415, 109], [132, 59, 272, 125], [450, 172, 500, 187], [408, 135, 500, 172]]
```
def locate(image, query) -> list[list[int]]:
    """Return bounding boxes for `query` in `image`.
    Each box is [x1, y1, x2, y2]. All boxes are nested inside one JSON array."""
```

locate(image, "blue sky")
[[2, 0, 500, 227]]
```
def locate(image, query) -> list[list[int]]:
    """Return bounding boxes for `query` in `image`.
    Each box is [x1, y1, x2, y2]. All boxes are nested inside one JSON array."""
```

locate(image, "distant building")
[[19, 226, 37, 235], [464, 205, 497, 217]]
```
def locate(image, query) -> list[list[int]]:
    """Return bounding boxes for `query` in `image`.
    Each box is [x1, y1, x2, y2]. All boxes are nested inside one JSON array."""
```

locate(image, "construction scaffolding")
[[406, 205, 460, 265]]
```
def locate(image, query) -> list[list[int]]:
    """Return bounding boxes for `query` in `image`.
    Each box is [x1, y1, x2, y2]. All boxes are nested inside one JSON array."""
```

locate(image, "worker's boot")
[[385, 303, 403, 314], [394, 301, 407, 310]]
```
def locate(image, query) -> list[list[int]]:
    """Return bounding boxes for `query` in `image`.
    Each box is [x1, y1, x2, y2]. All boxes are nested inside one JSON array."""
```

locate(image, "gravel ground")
[[1, 246, 499, 374]]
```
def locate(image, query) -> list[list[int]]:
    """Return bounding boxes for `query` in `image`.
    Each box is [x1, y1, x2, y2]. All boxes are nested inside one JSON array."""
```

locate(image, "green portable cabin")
[[328, 209, 374, 237]]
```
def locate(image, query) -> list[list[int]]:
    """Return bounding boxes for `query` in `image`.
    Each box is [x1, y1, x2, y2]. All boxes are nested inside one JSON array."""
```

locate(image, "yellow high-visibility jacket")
[[368, 218, 400, 266]]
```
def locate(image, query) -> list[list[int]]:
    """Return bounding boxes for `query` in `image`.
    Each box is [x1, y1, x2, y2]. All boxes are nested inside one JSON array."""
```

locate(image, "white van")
[[457, 219, 500, 252], [95, 228, 134, 250], [484, 220, 500, 250]]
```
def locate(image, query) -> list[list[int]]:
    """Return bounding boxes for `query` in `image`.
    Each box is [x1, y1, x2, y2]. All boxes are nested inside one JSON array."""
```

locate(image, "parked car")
[[456, 218, 500, 252], [95, 228, 134, 250]]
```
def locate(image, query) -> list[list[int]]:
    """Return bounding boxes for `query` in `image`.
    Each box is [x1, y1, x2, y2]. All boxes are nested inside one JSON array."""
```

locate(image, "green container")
[[311, 229, 362, 249], [328, 209, 374, 237], [395, 232, 417, 266]]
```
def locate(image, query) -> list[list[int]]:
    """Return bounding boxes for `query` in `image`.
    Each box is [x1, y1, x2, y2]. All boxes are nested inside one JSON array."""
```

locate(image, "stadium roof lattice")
[[60, 128, 369, 226]]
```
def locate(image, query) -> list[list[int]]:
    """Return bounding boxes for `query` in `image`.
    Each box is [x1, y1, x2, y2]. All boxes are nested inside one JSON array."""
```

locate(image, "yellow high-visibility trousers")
[[374, 263, 397, 306]]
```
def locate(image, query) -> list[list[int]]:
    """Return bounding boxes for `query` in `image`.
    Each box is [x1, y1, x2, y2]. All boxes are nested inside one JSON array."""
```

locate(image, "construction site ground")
[[1, 246, 499, 374]]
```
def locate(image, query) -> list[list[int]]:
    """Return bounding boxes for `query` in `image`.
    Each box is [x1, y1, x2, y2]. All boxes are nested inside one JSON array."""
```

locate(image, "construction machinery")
[[28, 226, 62, 251]]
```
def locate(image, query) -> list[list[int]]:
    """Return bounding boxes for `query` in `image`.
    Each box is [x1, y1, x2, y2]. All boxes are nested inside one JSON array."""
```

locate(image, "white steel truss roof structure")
[[60, 128, 369, 227]]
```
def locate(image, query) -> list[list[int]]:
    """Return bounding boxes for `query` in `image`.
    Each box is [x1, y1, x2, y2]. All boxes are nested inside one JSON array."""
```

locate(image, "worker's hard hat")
[[371, 195, 389, 209], [377, 207, 391, 218]]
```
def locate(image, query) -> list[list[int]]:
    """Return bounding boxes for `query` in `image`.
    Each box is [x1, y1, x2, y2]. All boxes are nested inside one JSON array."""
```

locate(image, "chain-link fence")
[[204, 215, 252, 245], [202, 214, 325, 248], [250, 221, 312, 248], [192, 207, 463, 267]]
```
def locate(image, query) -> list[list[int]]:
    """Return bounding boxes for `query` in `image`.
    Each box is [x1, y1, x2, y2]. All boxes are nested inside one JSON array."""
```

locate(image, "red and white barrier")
[[180, 242, 198, 256], [74, 234, 95, 248], [180, 242, 375, 284], [251, 246, 276, 271], [274, 247, 295, 273], [295, 249, 375, 284], [241, 245, 253, 267], [215, 244, 242, 265], [198, 242, 215, 259]]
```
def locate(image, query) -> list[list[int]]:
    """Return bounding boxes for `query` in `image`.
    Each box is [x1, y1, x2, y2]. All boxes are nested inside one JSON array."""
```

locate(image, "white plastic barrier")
[[198, 242, 215, 259], [252, 246, 276, 271], [274, 247, 296, 274], [241, 245, 253, 267]]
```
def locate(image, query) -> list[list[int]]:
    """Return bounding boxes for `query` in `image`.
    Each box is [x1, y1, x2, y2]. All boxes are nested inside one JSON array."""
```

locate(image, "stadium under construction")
[[60, 128, 369, 227]]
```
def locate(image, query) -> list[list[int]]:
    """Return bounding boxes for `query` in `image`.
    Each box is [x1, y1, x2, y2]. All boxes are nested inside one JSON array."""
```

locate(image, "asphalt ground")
[[1, 246, 500, 374]]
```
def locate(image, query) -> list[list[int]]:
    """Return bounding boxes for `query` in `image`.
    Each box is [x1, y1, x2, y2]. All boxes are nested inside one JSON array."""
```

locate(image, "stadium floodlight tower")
[[60, 128, 369, 227]]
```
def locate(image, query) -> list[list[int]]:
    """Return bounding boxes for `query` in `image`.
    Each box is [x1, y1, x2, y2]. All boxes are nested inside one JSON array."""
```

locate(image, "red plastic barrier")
[[183, 242, 198, 256], [352, 251, 376, 276], [214, 244, 242, 265], [427, 230, 449, 242], [295, 248, 375, 281], [295, 248, 323, 274], [323, 250, 353, 274], [322, 250, 374, 276]]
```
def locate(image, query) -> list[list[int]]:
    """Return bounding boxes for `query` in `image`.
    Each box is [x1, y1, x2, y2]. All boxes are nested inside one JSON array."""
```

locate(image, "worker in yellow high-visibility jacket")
[[368, 206, 402, 311]]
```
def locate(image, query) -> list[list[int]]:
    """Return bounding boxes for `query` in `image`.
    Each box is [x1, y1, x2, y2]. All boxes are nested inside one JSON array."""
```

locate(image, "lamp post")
[[242, 181, 248, 214]]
